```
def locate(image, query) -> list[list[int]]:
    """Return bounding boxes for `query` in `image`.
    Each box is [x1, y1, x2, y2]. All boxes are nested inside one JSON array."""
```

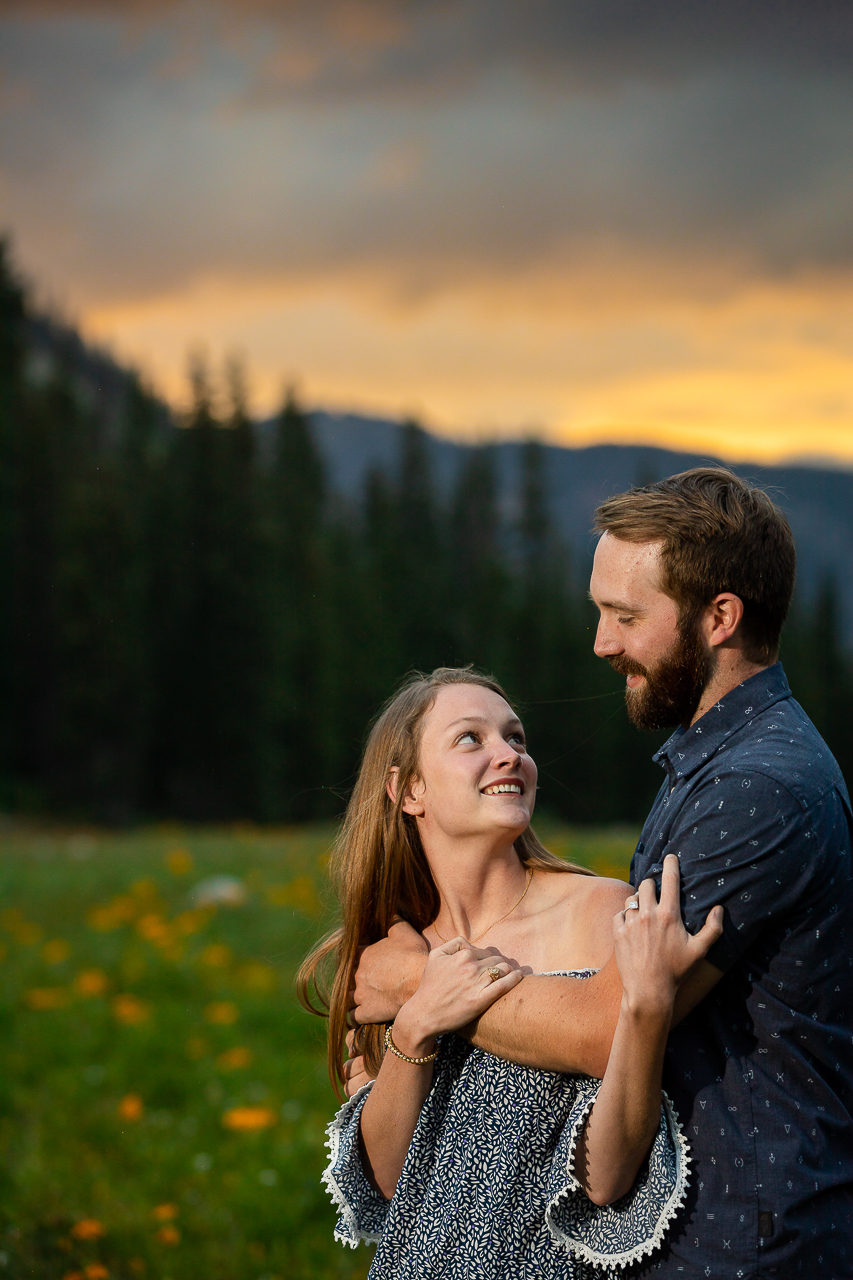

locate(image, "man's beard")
[[608, 619, 714, 731]]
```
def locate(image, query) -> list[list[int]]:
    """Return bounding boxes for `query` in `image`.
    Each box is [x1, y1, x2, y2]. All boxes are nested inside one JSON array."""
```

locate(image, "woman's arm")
[[573, 855, 723, 1205], [358, 939, 523, 1199]]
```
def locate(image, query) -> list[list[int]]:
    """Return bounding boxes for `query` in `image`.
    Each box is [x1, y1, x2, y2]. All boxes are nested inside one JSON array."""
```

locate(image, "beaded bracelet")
[[384, 1023, 439, 1065]]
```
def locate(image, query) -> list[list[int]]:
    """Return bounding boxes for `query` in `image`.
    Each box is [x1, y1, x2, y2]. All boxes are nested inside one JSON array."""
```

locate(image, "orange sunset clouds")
[[4, 0, 853, 462]]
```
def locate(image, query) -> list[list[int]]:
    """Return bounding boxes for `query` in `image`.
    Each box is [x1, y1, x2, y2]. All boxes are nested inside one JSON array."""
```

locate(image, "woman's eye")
[[508, 733, 525, 746], [457, 731, 479, 744]]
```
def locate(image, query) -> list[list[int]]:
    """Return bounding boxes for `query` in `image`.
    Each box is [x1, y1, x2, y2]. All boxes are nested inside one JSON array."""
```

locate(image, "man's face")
[[589, 533, 714, 730]]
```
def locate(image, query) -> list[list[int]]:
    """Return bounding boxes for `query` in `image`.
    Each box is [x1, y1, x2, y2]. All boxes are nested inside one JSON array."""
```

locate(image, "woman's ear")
[[386, 767, 400, 804], [387, 767, 426, 816]]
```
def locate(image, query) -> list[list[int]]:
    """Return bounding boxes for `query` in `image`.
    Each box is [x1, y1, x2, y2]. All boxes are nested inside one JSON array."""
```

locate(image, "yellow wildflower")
[[75, 969, 108, 997], [43, 939, 70, 964], [172, 910, 206, 936], [88, 897, 135, 931], [166, 848, 193, 875], [204, 1001, 239, 1025], [237, 962, 277, 992], [70, 1219, 105, 1240], [157, 1224, 181, 1245], [85, 1265, 110, 1279], [117, 1094, 144, 1121], [199, 944, 231, 967], [222, 1106, 277, 1131], [112, 994, 150, 1025], [136, 914, 170, 944], [217, 1046, 252, 1070], [152, 1203, 178, 1221], [25, 987, 67, 1010], [265, 876, 319, 914]]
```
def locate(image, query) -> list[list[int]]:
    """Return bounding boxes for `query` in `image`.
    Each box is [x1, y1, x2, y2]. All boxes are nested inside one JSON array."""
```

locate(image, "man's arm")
[[350, 920, 725, 1084]]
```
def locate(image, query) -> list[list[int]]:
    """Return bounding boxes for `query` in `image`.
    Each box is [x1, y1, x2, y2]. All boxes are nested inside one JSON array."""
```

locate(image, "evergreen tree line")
[[1, 246, 851, 825]]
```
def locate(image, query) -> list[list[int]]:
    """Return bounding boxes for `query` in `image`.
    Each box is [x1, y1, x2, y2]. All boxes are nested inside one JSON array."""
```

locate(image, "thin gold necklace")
[[431, 868, 534, 944]]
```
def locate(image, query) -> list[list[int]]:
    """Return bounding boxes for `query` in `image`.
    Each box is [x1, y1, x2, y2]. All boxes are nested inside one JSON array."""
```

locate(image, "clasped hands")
[[344, 922, 515, 1096]]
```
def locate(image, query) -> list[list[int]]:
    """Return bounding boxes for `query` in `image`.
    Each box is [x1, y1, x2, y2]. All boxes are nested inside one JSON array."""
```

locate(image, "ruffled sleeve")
[[545, 1078, 690, 1271], [322, 1082, 390, 1248]]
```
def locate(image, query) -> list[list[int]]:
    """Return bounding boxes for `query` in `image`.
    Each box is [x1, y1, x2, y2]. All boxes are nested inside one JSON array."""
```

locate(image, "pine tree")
[[0, 243, 26, 803], [448, 445, 510, 673], [265, 388, 329, 819]]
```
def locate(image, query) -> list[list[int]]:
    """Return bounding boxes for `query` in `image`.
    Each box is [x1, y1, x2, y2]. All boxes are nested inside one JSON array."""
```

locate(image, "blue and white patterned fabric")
[[323, 973, 690, 1278]]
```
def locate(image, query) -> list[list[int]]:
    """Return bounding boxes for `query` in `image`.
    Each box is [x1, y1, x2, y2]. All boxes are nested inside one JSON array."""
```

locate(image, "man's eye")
[[617, 616, 634, 625]]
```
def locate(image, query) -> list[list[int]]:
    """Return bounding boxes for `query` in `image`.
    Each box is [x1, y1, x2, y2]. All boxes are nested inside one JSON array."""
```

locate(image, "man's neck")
[[688, 654, 771, 727]]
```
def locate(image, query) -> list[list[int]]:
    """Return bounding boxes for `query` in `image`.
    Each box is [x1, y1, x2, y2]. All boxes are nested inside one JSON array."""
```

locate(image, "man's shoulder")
[[705, 694, 847, 812]]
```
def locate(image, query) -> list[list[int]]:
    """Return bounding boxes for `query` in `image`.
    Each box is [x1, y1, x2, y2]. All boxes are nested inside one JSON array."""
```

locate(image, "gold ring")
[[487, 965, 502, 982]]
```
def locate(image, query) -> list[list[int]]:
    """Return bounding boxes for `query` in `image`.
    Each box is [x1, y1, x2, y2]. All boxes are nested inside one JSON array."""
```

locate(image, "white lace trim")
[[545, 1087, 691, 1271], [321, 1082, 384, 1249]]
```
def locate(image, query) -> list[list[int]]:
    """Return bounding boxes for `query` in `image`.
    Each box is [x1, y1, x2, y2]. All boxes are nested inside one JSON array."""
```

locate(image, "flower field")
[[0, 821, 636, 1280]]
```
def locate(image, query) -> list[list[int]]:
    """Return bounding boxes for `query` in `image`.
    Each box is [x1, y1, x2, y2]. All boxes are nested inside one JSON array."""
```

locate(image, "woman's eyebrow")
[[445, 715, 523, 730]]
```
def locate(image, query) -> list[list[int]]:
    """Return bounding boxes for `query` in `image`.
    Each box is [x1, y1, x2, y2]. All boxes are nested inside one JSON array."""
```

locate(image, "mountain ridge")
[[294, 409, 853, 639]]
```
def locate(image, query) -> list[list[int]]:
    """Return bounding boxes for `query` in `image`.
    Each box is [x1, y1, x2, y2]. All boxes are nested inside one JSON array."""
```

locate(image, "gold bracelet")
[[384, 1024, 439, 1065]]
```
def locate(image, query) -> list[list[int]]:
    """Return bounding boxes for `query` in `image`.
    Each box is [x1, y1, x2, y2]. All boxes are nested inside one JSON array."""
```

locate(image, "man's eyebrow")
[[588, 592, 642, 612]]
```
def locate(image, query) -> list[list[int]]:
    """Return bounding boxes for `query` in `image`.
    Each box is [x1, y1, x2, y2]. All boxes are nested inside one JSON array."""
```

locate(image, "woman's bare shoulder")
[[527, 871, 631, 969], [538, 868, 629, 902], [580, 874, 632, 906]]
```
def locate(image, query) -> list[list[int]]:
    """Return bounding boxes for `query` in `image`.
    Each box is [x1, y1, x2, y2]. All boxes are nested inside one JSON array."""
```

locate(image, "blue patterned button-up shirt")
[[631, 663, 853, 1278]]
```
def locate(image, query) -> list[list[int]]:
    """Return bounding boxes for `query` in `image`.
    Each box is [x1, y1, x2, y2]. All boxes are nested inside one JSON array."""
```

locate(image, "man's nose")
[[593, 615, 621, 658]]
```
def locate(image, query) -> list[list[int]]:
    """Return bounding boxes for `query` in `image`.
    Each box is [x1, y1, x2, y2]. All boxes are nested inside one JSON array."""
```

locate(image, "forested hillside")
[[2, 245, 850, 823]]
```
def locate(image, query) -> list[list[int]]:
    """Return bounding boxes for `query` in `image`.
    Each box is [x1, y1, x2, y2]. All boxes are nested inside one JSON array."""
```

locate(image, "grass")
[[0, 820, 637, 1280]]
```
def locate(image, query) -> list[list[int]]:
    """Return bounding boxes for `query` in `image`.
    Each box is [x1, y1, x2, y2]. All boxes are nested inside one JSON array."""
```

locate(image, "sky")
[[4, 0, 853, 463]]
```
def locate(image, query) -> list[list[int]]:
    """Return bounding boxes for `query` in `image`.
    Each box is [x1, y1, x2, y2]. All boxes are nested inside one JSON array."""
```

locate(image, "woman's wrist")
[[392, 1003, 439, 1060], [619, 986, 676, 1024]]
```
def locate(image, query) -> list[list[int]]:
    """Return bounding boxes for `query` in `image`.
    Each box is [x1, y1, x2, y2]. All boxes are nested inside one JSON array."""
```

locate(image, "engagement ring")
[[487, 965, 502, 982], [625, 900, 640, 911]]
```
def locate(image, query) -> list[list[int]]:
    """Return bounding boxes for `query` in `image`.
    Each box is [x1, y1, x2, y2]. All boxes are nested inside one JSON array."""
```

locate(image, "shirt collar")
[[653, 662, 792, 783]]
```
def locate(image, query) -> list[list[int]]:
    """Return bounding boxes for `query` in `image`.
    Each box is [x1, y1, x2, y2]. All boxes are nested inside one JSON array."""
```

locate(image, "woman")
[[299, 668, 721, 1277]]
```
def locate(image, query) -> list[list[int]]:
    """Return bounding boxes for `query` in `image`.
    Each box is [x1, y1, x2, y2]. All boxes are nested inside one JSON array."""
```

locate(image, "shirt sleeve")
[[322, 1082, 389, 1248], [652, 769, 813, 972], [545, 1076, 690, 1270]]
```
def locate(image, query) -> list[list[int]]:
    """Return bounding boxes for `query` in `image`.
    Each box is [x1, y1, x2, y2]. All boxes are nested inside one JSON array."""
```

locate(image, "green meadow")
[[0, 822, 637, 1280]]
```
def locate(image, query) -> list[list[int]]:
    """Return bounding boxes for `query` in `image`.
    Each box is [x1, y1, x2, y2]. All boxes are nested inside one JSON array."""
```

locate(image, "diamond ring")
[[625, 899, 640, 912], [487, 965, 502, 982]]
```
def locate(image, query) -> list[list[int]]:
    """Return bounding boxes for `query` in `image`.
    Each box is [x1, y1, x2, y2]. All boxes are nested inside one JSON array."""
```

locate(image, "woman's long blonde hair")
[[296, 667, 593, 1097]]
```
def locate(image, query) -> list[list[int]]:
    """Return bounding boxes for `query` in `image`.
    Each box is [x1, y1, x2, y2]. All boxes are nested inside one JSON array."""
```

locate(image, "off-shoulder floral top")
[[323, 971, 689, 1278]]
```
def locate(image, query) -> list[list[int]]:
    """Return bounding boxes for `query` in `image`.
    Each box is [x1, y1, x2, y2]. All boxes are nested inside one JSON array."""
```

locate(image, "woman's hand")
[[613, 854, 723, 1017], [392, 937, 524, 1057]]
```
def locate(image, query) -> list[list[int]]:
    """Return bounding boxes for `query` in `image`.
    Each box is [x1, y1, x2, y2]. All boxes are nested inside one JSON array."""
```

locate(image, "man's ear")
[[703, 593, 745, 649]]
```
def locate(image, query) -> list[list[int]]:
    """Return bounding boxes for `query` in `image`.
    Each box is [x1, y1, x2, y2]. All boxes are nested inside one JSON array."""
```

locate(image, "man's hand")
[[352, 921, 429, 1024], [343, 1029, 373, 1097]]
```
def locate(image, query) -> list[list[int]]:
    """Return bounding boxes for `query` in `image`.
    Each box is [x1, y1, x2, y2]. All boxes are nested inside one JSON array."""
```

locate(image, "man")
[[350, 468, 853, 1277]]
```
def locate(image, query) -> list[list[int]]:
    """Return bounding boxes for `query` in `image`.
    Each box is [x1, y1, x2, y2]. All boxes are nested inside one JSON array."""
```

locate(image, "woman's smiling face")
[[400, 683, 537, 843]]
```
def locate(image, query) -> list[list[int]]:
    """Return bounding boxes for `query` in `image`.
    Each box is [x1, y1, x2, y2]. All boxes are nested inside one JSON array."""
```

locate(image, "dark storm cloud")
[[3, 0, 853, 307], [6, 0, 853, 98]]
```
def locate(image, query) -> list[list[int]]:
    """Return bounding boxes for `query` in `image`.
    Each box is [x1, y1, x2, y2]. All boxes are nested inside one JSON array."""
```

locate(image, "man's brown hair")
[[593, 467, 796, 665]]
